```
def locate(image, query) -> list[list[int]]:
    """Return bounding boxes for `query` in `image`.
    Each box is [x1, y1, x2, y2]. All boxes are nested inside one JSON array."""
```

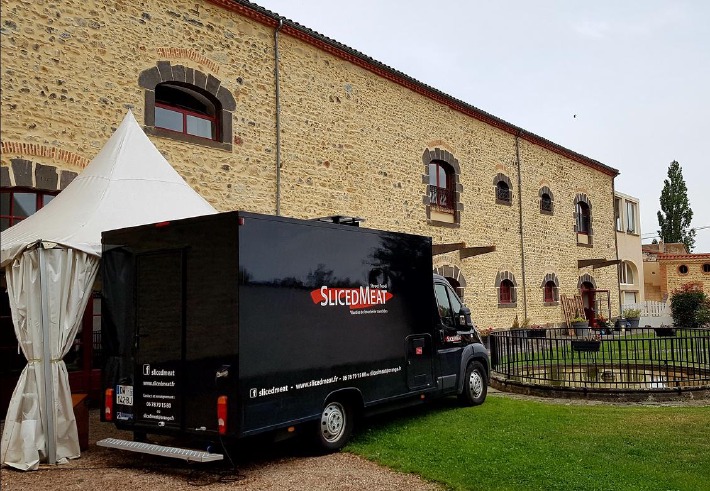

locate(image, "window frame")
[[625, 200, 637, 234], [428, 161, 456, 214], [496, 181, 511, 203], [615, 197, 623, 232], [423, 148, 462, 227], [154, 101, 218, 141], [576, 201, 591, 235], [619, 261, 635, 285], [139, 62, 235, 151], [499, 279, 514, 305], [1, 188, 58, 231], [494, 173, 513, 206], [540, 193, 553, 213], [543, 280, 556, 303]]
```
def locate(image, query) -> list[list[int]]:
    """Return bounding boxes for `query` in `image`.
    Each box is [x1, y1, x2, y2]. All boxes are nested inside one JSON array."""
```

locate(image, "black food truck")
[[98, 211, 488, 461]]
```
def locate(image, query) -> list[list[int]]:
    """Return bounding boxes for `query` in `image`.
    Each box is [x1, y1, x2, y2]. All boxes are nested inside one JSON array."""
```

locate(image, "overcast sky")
[[255, 0, 710, 252]]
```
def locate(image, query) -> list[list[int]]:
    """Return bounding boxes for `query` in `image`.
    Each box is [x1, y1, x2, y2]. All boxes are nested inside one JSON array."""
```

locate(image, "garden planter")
[[527, 329, 547, 338], [626, 317, 640, 329], [571, 340, 601, 352], [654, 327, 676, 337]]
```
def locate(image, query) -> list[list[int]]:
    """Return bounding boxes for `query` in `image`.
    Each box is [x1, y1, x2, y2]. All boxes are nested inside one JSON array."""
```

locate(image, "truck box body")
[[101, 211, 487, 449]]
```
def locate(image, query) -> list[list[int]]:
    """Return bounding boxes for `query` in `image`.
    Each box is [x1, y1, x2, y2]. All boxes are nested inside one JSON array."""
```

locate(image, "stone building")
[[643, 243, 710, 301], [1, 0, 623, 404]]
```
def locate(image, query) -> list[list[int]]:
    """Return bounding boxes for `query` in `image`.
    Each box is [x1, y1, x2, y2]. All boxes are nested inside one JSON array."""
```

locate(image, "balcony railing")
[[496, 186, 511, 202], [429, 185, 454, 212]]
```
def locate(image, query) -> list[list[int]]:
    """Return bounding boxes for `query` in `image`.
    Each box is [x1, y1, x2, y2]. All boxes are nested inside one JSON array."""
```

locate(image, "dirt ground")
[[0, 405, 442, 491], [2, 389, 708, 490]]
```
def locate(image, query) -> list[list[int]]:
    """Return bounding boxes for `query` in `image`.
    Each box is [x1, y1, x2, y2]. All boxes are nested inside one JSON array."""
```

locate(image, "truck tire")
[[459, 360, 487, 406], [316, 400, 354, 452]]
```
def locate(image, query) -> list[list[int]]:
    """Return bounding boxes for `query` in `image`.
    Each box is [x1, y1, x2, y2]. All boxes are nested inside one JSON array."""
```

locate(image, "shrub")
[[622, 308, 641, 319], [670, 283, 709, 328], [696, 299, 710, 327]]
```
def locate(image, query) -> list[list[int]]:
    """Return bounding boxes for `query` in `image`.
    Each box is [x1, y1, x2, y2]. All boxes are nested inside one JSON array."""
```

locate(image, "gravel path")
[[0, 408, 441, 491]]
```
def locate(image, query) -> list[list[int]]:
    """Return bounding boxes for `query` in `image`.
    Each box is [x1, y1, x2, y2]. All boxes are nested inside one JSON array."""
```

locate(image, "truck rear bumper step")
[[96, 438, 223, 463]]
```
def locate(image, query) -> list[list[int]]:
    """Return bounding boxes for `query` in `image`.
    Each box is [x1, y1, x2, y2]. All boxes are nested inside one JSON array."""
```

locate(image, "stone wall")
[[659, 255, 710, 297], [1, 0, 620, 327]]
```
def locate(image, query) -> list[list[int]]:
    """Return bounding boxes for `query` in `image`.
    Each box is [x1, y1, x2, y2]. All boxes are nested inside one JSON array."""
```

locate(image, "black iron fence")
[[489, 327, 710, 390]]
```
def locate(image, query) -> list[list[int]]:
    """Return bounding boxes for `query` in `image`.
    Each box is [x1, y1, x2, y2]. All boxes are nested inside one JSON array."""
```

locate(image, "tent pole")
[[38, 247, 57, 464]]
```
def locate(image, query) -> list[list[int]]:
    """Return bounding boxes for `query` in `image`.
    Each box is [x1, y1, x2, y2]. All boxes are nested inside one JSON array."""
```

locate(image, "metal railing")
[[428, 185, 455, 212], [489, 327, 710, 390], [496, 186, 511, 202]]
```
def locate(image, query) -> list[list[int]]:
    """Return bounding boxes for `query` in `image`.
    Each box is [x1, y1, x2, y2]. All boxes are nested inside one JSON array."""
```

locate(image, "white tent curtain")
[[1, 246, 99, 470]]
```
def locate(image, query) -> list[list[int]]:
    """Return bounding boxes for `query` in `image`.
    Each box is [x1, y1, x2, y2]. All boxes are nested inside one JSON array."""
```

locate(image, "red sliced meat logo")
[[311, 286, 393, 310]]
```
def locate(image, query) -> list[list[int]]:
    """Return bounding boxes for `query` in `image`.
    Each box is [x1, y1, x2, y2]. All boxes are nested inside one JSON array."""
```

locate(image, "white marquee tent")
[[0, 111, 217, 470]]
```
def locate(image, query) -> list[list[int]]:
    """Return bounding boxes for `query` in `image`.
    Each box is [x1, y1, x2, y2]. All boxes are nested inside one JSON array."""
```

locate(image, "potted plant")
[[510, 315, 525, 337], [526, 324, 547, 338], [571, 313, 589, 337], [477, 326, 494, 347], [623, 308, 641, 329], [596, 315, 612, 335], [571, 331, 601, 352]]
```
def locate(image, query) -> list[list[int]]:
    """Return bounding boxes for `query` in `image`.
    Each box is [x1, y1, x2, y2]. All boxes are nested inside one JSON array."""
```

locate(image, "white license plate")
[[116, 385, 133, 406]]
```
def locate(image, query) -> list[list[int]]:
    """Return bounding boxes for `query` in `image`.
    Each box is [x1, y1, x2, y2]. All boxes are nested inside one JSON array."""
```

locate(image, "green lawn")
[[346, 395, 710, 491]]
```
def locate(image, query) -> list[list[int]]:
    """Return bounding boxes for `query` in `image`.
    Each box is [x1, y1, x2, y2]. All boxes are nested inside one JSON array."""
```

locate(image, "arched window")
[[541, 193, 552, 213], [1, 188, 58, 232], [494, 173, 512, 205], [155, 82, 219, 140], [619, 261, 636, 285], [496, 271, 517, 307], [496, 181, 510, 202], [543, 280, 557, 303], [499, 279, 514, 304], [423, 148, 462, 226], [576, 201, 590, 234], [428, 161, 455, 212], [139, 62, 236, 150]]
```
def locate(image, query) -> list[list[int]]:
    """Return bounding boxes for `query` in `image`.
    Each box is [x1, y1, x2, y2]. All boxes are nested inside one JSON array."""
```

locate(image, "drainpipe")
[[515, 130, 528, 321], [274, 18, 284, 216]]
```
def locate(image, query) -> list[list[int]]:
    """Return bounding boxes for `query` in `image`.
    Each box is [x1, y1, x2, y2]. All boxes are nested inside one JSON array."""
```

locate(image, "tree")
[[657, 160, 696, 252]]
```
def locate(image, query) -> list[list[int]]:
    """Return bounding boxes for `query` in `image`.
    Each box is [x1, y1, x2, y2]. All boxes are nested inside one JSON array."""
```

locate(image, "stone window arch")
[[423, 148, 462, 227], [539, 186, 554, 215], [139, 62, 235, 151], [433, 264, 467, 299], [495, 271, 518, 307], [494, 173, 512, 205], [541, 272, 560, 305], [577, 273, 597, 290]]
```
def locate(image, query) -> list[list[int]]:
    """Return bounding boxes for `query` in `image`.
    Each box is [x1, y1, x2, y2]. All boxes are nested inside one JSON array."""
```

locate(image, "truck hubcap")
[[469, 370, 483, 398], [321, 402, 345, 443]]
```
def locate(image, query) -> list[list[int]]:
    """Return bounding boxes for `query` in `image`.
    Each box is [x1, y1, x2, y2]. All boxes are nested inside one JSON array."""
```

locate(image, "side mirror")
[[458, 306, 473, 328]]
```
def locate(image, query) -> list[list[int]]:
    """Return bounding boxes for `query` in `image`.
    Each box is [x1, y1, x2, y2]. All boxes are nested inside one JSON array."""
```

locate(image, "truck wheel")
[[459, 360, 487, 406], [316, 400, 353, 451]]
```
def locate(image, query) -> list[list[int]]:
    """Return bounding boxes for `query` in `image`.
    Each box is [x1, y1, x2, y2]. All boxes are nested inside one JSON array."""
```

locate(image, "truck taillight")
[[217, 395, 228, 435], [105, 388, 114, 421]]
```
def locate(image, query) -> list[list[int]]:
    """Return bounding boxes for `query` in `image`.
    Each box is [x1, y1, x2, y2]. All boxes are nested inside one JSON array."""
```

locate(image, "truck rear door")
[[133, 250, 184, 432]]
